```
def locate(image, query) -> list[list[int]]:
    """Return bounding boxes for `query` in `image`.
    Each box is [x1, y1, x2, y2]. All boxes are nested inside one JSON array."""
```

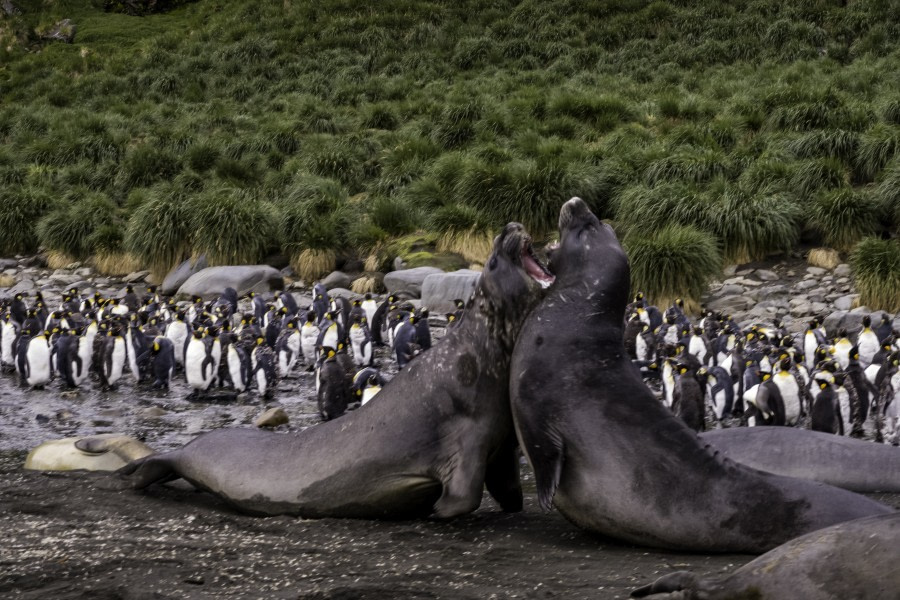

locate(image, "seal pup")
[[120, 222, 551, 519], [632, 512, 900, 599], [510, 198, 892, 552], [26, 434, 155, 471]]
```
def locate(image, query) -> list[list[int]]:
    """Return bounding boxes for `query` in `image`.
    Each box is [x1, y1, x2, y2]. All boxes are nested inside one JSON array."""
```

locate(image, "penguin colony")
[[0, 284, 460, 422], [627, 293, 900, 444]]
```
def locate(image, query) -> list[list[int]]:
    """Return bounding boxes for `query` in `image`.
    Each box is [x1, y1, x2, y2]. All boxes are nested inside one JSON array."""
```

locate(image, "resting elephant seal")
[[701, 426, 900, 492], [632, 512, 900, 599], [120, 222, 553, 519], [25, 434, 155, 471], [509, 198, 892, 552]]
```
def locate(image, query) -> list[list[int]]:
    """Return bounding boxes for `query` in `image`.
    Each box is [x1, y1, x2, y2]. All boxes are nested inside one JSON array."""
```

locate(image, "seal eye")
[[488, 256, 498, 270]]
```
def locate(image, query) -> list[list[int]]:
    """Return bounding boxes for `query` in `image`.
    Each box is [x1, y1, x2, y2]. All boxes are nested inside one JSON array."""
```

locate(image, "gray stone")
[[325, 288, 362, 301], [255, 407, 289, 428], [806, 266, 827, 276], [2, 268, 16, 276], [789, 296, 809, 307], [383, 267, 444, 298], [177, 265, 284, 300], [0, 258, 17, 270], [421, 270, 482, 313], [6, 279, 35, 296], [718, 284, 745, 296], [706, 294, 754, 313], [161, 255, 208, 296], [811, 302, 829, 314], [790, 303, 812, 317], [320, 271, 354, 291], [794, 279, 818, 291], [755, 269, 779, 281], [833, 263, 851, 277], [39, 18, 76, 43], [833, 294, 858, 311], [124, 270, 150, 283], [822, 311, 867, 337]]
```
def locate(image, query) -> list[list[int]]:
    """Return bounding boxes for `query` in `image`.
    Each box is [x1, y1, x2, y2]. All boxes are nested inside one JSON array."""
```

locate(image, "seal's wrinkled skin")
[[510, 197, 892, 552], [120, 222, 547, 519]]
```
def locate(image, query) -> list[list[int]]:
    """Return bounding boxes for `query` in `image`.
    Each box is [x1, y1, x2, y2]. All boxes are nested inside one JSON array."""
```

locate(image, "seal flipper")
[[484, 435, 523, 513], [630, 571, 700, 598], [117, 455, 181, 490], [519, 423, 565, 512]]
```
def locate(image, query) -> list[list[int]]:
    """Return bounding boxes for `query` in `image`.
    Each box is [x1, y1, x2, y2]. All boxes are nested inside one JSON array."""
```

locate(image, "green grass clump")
[[850, 238, 900, 312], [278, 176, 349, 253], [124, 184, 193, 277], [624, 225, 722, 310], [613, 182, 712, 236], [188, 186, 276, 266], [855, 124, 900, 181], [36, 192, 119, 260], [811, 188, 880, 251], [0, 186, 56, 255], [708, 183, 801, 264], [368, 195, 419, 237]]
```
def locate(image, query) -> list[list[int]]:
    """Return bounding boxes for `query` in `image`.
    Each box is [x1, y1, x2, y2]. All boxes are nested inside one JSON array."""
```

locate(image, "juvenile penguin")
[[316, 346, 351, 421], [274, 317, 301, 377]]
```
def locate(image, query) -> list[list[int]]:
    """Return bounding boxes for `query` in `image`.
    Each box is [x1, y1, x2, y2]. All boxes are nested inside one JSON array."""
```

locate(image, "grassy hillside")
[[1, 0, 899, 305]]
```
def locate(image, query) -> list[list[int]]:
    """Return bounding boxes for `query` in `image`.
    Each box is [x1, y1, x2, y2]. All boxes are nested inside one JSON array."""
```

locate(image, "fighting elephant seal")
[[120, 222, 553, 519], [25, 434, 155, 471], [700, 426, 900, 492], [509, 197, 892, 552], [632, 512, 900, 599]]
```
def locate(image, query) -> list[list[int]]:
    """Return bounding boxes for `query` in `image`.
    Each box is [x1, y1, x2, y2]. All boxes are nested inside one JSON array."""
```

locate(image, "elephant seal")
[[701, 426, 900, 492], [25, 434, 155, 471], [509, 197, 892, 553], [632, 512, 900, 599], [120, 222, 552, 519]]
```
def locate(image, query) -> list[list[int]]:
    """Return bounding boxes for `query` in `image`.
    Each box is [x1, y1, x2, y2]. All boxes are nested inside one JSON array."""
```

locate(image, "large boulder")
[[176, 265, 283, 300], [421, 270, 481, 313], [320, 270, 354, 291], [383, 267, 444, 298], [161, 255, 208, 296]]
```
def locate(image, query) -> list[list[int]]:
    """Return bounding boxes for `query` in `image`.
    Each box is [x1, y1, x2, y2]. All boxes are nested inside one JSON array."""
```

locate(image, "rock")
[[794, 279, 818, 291], [421, 270, 481, 313], [811, 302, 829, 314], [806, 266, 827, 276], [320, 271, 354, 291], [790, 303, 812, 317], [706, 295, 754, 313], [177, 265, 284, 300], [255, 407, 289, 428], [161, 255, 208, 296], [19, 255, 46, 268], [325, 288, 362, 301], [39, 19, 76, 43], [754, 269, 779, 281], [822, 311, 868, 337], [0, 258, 17, 270], [718, 284, 745, 296], [834, 264, 852, 278], [5, 279, 35, 296], [124, 270, 150, 283], [139, 407, 167, 418], [833, 294, 858, 311], [383, 267, 444, 298]]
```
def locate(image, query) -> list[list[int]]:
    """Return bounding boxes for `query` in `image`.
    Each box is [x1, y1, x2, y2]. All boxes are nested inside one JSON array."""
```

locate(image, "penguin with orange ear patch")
[[147, 336, 175, 390]]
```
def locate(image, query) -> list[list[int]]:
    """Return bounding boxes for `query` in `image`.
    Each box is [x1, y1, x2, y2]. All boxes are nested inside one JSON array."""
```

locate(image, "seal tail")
[[117, 455, 180, 489], [630, 572, 700, 598]]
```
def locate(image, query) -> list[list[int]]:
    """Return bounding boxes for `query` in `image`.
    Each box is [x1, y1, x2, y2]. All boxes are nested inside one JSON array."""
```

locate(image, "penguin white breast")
[[26, 338, 51, 384]]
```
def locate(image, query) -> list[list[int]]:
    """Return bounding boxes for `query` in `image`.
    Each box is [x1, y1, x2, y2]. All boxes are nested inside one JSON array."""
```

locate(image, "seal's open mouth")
[[521, 237, 555, 288]]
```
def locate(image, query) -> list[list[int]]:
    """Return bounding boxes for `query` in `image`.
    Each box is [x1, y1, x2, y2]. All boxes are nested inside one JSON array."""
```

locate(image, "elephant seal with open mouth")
[[120, 222, 552, 519], [509, 197, 892, 552]]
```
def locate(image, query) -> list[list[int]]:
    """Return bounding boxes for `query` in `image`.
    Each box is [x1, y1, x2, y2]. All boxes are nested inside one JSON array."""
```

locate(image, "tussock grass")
[[46, 251, 77, 270], [436, 229, 494, 264], [856, 124, 900, 181], [364, 253, 381, 273], [851, 238, 900, 312], [36, 193, 119, 260], [291, 249, 336, 283], [0, 185, 55, 255], [189, 186, 275, 265], [124, 185, 192, 278], [811, 188, 880, 252], [351, 276, 380, 294], [613, 182, 712, 236], [93, 252, 142, 276], [709, 184, 800, 264], [624, 225, 721, 312], [808, 248, 841, 270]]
